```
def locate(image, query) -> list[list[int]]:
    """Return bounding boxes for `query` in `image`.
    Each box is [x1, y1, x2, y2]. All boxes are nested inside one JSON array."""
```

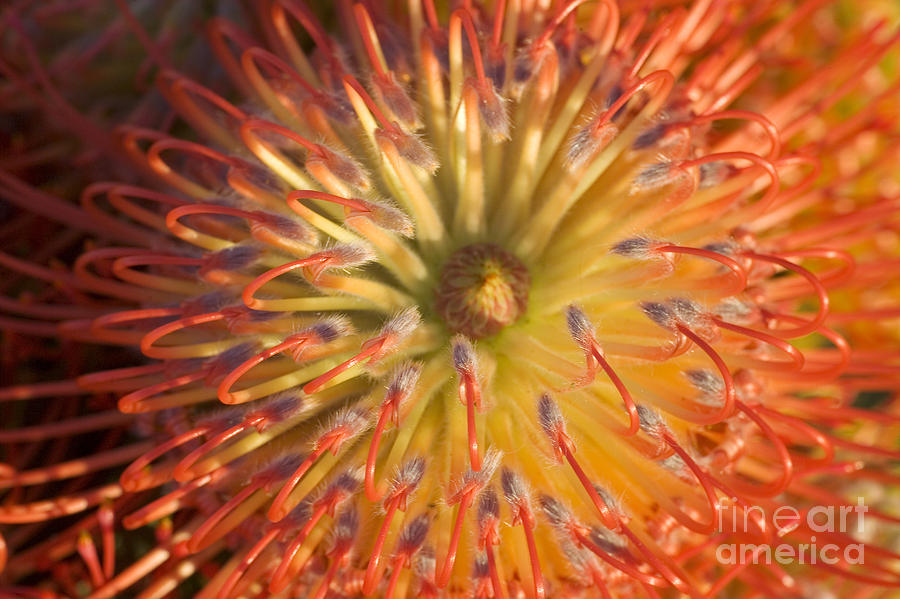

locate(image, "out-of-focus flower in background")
[[1, 1, 900, 597]]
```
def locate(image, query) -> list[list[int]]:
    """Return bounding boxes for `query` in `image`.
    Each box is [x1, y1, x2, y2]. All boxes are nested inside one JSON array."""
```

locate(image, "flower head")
[[2, 1, 900, 598]]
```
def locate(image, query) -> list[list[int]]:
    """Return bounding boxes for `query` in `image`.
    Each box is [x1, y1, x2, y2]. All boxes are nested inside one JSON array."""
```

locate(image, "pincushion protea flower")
[[2, 0, 900, 597]]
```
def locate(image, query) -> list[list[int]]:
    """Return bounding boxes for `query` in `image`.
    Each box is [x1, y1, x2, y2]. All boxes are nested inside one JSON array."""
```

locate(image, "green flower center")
[[434, 243, 530, 339]]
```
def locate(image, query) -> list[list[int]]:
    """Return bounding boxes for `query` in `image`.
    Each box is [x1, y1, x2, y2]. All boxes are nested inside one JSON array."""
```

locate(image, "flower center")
[[434, 243, 530, 339]]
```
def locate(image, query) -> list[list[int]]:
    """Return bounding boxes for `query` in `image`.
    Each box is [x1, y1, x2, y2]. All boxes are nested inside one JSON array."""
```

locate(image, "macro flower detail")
[[1, 1, 900, 598], [435, 243, 530, 339]]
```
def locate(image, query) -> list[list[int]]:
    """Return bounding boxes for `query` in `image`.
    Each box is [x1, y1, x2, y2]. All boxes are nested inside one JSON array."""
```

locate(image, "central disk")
[[435, 243, 530, 339]]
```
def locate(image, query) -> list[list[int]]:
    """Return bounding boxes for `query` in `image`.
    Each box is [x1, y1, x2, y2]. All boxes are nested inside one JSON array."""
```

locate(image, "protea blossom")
[[1, 1, 900, 598]]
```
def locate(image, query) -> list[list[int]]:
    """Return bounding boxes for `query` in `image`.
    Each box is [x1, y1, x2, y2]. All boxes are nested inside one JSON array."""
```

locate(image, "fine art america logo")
[[715, 497, 868, 565]]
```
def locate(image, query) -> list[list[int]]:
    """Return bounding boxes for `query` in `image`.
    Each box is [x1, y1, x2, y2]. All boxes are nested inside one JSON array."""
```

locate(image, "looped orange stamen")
[[91, 306, 182, 346], [436, 449, 501, 588], [342, 74, 400, 134], [302, 308, 420, 395], [78, 183, 158, 244], [452, 336, 484, 470], [570, 526, 669, 587], [145, 137, 239, 198], [715, 400, 794, 498], [539, 495, 670, 588], [214, 523, 286, 599], [657, 433, 721, 534], [533, 0, 595, 51], [654, 244, 748, 296], [172, 423, 249, 484], [685, 110, 782, 159], [766, 248, 856, 298], [365, 363, 422, 501], [243, 118, 371, 193], [240, 46, 342, 123], [382, 514, 430, 599], [641, 298, 738, 424], [189, 455, 301, 553], [363, 457, 425, 594], [75, 363, 168, 392], [475, 489, 507, 599], [354, 4, 388, 78], [269, 472, 361, 593], [120, 424, 214, 491], [288, 189, 369, 220], [566, 306, 641, 436], [203, 16, 266, 98], [303, 335, 383, 394], [241, 248, 361, 313], [674, 152, 779, 222], [115, 124, 167, 167], [712, 318, 805, 372], [593, 70, 675, 134], [677, 325, 736, 422], [241, 117, 326, 157], [118, 369, 208, 414], [76, 248, 178, 304], [741, 251, 829, 338], [782, 317, 850, 380], [177, 397, 301, 487], [160, 70, 248, 145], [585, 0, 620, 55], [268, 513, 326, 593], [267, 408, 369, 522], [756, 406, 834, 473], [310, 508, 358, 599], [121, 469, 226, 530], [272, 0, 344, 80], [110, 253, 203, 294], [164, 203, 255, 250], [537, 394, 620, 530], [140, 309, 236, 360], [501, 469, 545, 599], [624, 8, 684, 82], [450, 8, 489, 88], [218, 318, 351, 404], [90, 184, 186, 236]]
